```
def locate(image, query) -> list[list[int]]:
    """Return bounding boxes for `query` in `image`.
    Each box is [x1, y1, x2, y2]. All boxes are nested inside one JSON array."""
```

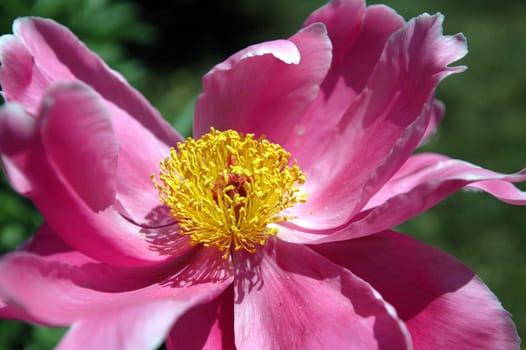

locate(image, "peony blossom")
[[0, 0, 525, 349]]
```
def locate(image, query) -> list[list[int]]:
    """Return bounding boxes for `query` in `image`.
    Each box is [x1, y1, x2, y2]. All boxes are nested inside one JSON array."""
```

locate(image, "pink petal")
[[0, 18, 177, 225], [0, 298, 11, 318], [367, 153, 526, 209], [194, 23, 332, 145], [292, 14, 467, 230], [0, 296, 39, 323], [280, 153, 526, 244], [0, 227, 233, 332], [0, 34, 51, 113], [7, 17, 181, 146], [24, 222, 189, 277], [0, 103, 37, 194], [21, 222, 98, 264], [418, 99, 445, 147], [313, 230, 520, 349], [56, 300, 189, 350], [286, 5, 404, 170], [233, 239, 411, 349], [40, 83, 118, 212], [303, 0, 366, 60], [167, 287, 235, 350], [110, 99, 173, 226], [0, 84, 185, 266], [466, 179, 526, 205]]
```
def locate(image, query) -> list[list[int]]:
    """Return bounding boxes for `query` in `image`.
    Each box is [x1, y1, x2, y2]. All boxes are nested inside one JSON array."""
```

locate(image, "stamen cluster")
[[153, 128, 306, 258]]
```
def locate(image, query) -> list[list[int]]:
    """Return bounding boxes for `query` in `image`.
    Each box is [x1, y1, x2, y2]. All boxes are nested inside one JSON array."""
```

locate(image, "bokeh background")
[[0, 0, 525, 348]]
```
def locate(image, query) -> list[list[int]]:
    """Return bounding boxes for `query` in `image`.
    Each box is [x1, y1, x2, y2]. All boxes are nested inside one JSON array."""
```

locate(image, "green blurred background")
[[0, 0, 525, 348]]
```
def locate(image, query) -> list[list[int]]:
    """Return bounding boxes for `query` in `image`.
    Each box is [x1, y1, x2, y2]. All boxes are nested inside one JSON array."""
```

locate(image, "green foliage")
[[0, 175, 41, 253], [0, 0, 154, 87]]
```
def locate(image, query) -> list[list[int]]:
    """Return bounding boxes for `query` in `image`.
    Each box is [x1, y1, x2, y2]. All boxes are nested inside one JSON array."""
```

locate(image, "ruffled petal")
[[0, 34, 51, 113], [367, 153, 526, 209], [0, 18, 177, 225], [292, 14, 467, 230], [0, 226, 233, 333], [286, 5, 404, 169], [110, 99, 173, 226], [0, 84, 183, 266], [418, 99, 445, 147], [194, 23, 332, 145], [167, 287, 235, 350], [0, 297, 11, 318], [0, 296, 39, 323], [280, 153, 526, 244], [56, 300, 188, 350], [233, 239, 411, 349], [4, 17, 181, 146], [40, 83, 118, 212], [303, 0, 366, 60], [0, 103, 37, 194], [313, 230, 520, 349]]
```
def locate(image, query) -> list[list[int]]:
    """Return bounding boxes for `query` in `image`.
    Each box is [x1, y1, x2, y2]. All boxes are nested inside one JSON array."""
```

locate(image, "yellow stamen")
[[152, 128, 306, 258]]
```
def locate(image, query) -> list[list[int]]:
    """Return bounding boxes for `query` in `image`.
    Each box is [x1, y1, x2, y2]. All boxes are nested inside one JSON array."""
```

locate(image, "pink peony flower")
[[1, 1, 525, 349]]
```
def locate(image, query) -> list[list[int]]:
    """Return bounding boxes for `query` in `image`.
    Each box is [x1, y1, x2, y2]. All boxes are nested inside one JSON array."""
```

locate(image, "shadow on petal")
[[160, 247, 233, 289], [232, 249, 265, 304], [135, 204, 193, 259]]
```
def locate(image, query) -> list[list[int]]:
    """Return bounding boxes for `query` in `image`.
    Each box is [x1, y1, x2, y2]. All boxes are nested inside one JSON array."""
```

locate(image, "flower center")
[[152, 128, 306, 258]]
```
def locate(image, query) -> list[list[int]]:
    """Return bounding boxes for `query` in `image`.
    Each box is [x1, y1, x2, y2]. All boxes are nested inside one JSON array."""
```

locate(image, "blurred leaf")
[[0, 0, 154, 88], [26, 326, 67, 350]]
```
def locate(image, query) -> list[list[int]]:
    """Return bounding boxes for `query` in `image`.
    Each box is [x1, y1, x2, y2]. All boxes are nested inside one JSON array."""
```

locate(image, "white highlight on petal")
[[240, 40, 301, 64]]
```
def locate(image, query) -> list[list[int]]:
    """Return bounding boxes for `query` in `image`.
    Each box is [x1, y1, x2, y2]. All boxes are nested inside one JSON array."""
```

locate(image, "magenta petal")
[[0, 298, 12, 319], [0, 34, 51, 114], [9, 17, 181, 146], [285, 5, 405, 171], [167, 287, 235, 350], [21, 223, 97, 264], [233, 239, 411, 349], [56, 300, 189, 350], [418, 99, 445, 147], [0, 103, 37, 194], [303, 0, 366, 60], [367, 153, 526, 209], [331, 4, 405, 94], [467, 180, 526, 205], [344, 154, 526, 240], [0, 84, 175, 265], [1, 18, 180, 225], [194, 23, 332, 144], [0, 296, 38, 323], [41, 83, 118, 212], [0, 230, 233, 330], [282, 153, 526, 244], [313, 231, 520, 349], [292, 14, 467, 230], [112, 110, 173, 226]]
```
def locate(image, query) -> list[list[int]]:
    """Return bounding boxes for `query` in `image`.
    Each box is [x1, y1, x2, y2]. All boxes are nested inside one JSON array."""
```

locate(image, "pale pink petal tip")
[[194, 23, 332, 143], [415, 13, 468, 74], [238, 40, 300, 64]]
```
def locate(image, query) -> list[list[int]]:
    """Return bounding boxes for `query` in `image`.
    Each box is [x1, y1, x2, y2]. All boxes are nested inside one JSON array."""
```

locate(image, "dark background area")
[[1, 0, 525, 348]]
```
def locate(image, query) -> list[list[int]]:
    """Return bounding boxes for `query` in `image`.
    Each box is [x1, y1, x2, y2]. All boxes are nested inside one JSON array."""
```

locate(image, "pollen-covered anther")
[[152, 128, 306, 258]]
